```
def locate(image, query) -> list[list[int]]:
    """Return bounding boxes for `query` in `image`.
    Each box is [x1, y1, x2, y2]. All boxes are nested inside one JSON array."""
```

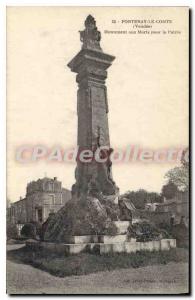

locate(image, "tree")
[[124, 189, 146, 209], [165, 167, 189, 191], [7, 222, 18, 239], [123, 189, 162, 209], [181, 148, 189, 168], [165, 148, 189, 191], [161, 181, 177, 199], [147, 192, 163, 204], [21, 223, 36, 239]]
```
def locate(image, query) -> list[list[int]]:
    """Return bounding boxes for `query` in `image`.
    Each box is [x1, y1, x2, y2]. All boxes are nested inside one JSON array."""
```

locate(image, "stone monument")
[[30, 15, 177, 255], [42, 15, 132, 249], [68, 15, 119, 202]]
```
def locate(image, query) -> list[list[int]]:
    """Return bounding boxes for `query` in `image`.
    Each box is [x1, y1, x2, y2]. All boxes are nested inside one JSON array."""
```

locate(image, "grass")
[[7, 246, 188, 278]]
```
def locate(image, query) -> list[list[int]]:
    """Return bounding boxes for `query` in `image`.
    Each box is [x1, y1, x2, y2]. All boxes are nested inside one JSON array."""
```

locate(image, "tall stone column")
[[68, 15, 119, 201], [42, 16, 122, 242]]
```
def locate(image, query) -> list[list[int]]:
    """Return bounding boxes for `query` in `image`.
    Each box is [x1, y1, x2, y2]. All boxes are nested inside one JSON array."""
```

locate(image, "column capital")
[[68, 49, 115, 85], [68, 48, 115, 72]]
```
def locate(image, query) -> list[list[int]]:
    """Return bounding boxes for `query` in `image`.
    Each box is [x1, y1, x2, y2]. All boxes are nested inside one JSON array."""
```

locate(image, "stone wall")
[[26, 237, 177, 255]]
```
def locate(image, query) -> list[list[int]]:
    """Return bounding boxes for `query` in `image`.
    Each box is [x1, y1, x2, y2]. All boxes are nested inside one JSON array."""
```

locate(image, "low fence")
[[26, 237, 176, 255]]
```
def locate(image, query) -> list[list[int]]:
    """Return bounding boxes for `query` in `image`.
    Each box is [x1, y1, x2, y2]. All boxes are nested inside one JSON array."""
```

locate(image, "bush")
[[21, 223, 36, 239], [129, 221, 172, 242], [6, 222, 18, 239], [30, 221, 42, 238], [161, 181, 177, 199]]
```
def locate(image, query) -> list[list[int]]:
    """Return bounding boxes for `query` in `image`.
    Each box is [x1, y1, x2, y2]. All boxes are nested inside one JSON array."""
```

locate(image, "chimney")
[[54, 177, 57, 181]]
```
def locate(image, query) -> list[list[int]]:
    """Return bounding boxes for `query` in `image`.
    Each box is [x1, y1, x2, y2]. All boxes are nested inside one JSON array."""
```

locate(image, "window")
[[36, 208, 43, 223], [48, 182, 54, 192], [44, 194, 55, 205], [50, 194, 55, 205]]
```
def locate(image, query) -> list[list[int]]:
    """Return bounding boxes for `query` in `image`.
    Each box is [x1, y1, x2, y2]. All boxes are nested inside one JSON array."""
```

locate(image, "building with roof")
[[145, 190, 189, 225], [7, 177, 71, 225]]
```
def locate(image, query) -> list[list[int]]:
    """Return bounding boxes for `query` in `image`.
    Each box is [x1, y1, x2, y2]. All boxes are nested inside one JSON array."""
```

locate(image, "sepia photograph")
[[6, 6, 189, 295]]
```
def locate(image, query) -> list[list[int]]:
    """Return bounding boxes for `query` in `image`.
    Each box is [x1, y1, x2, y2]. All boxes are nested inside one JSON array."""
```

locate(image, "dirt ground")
[[6, 244, 189, 295]]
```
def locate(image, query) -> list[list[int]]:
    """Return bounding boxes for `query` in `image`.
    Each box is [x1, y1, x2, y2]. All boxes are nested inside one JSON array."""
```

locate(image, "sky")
[[7, 7, 189, 201]]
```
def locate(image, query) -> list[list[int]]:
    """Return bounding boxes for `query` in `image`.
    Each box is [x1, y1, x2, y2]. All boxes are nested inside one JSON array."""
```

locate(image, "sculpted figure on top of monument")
[[79, 15, 102, 51]]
